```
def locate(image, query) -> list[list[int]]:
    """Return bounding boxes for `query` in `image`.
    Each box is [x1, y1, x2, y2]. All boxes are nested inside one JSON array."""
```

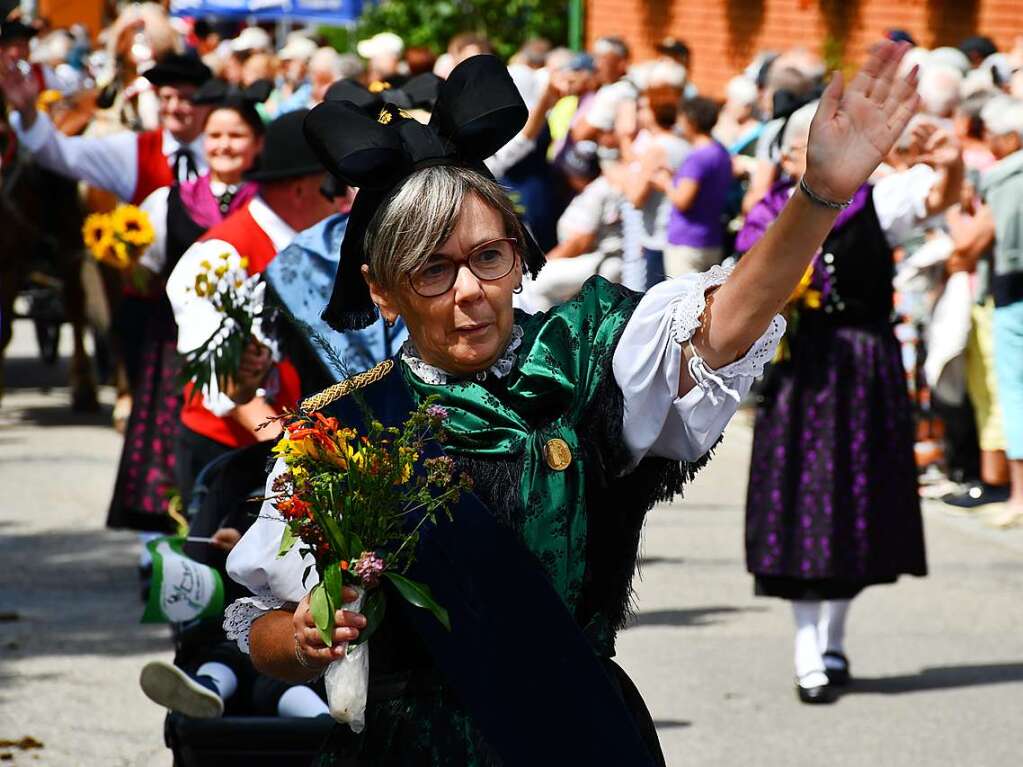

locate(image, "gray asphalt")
[[1, 319, 1021, 766]]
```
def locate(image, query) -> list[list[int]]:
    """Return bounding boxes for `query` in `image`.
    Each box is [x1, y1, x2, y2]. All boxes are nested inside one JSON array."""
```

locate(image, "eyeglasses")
[[409, 237, 518, 298]]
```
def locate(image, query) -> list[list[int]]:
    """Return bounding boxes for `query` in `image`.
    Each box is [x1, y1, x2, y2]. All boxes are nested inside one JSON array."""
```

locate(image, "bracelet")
[[294, 635, 326, 676], [798, 176, 853, 210]]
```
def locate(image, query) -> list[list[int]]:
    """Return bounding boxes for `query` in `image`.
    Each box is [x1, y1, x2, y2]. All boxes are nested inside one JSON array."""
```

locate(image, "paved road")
[[1, 319, 1021, 766]]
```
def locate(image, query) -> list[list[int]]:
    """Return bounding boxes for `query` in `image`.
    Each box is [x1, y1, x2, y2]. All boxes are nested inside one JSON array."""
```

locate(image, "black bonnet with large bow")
[[303, 54, 546, 332]]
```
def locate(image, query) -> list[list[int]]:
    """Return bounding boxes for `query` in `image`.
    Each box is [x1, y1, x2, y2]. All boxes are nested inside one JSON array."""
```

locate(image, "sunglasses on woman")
[[409, 237, 519, 298]]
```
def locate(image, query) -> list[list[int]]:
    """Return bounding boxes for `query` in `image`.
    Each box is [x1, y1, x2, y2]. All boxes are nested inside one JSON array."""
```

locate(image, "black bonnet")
[[303, 54, 546, 332]]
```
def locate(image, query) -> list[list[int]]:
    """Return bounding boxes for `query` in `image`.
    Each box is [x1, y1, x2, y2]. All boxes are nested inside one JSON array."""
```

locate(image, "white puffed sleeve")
[[137, 186, 170, 275], [223, 458, 320, 653], [612, 265, 785, 466]]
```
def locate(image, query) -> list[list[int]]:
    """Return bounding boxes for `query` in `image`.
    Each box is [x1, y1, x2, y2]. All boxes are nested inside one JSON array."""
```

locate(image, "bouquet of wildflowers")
[[268, 398, 471, 730], [82, 204, 155, 271], [179, 251, 277, 401]]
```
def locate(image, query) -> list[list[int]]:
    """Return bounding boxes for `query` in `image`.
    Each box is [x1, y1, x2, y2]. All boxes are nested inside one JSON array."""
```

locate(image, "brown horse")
[[0, 89, 99, 410]]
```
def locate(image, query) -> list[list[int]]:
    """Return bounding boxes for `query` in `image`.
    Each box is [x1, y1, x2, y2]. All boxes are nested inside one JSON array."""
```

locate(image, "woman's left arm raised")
[[693, 41, 920, 371]]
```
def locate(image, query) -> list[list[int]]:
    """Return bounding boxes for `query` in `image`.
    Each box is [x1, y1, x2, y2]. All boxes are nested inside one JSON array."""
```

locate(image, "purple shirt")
[[666, 140, 732, 248]]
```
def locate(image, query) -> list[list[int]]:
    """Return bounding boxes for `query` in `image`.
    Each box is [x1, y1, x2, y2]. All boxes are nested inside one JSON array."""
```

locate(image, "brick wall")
[[586, 0, 1023, 97]]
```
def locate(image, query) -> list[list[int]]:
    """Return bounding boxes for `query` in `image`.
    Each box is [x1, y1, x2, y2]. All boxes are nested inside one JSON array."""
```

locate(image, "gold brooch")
[[544, 438, 572, 471], [377, 107, 392, 125]]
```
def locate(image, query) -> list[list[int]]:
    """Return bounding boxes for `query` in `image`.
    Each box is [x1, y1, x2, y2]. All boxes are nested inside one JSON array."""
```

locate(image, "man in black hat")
[[165, 109, 338, 501], [0, 51, 213, 204], [0, 17, 60, 93]]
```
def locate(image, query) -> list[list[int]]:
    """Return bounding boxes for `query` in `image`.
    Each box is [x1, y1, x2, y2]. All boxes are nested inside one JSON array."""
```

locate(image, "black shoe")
[[823, 651, 852, 686], [942, 482, 1010, 509], [795, 673, 836, 704]]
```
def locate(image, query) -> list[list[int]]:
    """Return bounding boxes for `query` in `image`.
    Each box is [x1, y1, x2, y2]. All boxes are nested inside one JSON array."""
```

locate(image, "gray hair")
[[364, 166, 526, 290], [982, 95, 1023, 138], [781, 100, 818, 153], [918, 65, 963, 118]]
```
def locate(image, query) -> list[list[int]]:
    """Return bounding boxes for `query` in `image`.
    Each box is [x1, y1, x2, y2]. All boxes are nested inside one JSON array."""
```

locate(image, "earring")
[[513, 283, 524, 294]]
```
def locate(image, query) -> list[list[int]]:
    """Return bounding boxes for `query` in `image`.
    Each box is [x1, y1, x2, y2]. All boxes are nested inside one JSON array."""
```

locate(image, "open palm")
[[805, 41, 921, 202]]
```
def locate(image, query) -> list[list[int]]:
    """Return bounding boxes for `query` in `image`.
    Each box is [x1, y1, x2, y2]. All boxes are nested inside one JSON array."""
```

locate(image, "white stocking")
[[278, 685, 329, 718], [196, 661, 237, 700], [792, 601, 827, 687], [819, 599, 852, 663]]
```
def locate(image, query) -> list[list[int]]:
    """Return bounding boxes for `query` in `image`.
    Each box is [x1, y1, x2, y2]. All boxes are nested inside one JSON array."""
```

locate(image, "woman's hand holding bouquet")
[[268, 397, 471, 730]]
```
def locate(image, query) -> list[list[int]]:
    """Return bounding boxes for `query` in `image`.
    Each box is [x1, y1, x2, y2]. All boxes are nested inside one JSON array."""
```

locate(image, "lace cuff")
[[668, 263, 786, 404], [223, 591, 288, 654]]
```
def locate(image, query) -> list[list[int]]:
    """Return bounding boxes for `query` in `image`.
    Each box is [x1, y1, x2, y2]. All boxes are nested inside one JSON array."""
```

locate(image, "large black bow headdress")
[[303, 55, 546, 332], [324, 72, 442, 114]]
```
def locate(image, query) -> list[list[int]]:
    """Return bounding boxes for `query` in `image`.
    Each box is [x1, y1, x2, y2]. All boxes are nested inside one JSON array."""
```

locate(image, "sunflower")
[[97, 238, 131, 270], [82, 213, 114, 253], [111, 205, 155, 248]]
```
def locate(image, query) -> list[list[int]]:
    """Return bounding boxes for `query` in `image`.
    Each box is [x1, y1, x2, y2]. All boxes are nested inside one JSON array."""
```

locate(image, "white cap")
[[230, 27, 273, 54], [279, 35, 318, 62], [356, 32, 404, 60]]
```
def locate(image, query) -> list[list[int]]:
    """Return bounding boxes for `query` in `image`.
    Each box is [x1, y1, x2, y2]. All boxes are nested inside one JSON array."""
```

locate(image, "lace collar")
[[400, 325, 524, 385]]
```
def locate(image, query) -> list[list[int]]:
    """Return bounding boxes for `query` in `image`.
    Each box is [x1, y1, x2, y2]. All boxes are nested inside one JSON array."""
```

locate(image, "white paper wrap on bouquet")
[[325, 586, 369, 732]]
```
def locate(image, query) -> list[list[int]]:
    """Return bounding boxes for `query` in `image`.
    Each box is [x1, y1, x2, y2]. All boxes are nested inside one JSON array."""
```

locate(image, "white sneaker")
[[139, 660, 224, 718]]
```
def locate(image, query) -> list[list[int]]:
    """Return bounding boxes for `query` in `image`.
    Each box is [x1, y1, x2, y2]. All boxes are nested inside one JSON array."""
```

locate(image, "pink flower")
[[426, 405, 449, 421], [353, 551, 386, 588]]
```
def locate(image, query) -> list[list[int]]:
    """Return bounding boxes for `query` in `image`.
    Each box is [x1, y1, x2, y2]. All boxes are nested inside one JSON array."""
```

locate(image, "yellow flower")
[[215, 264, 228, 278], [803, 289, 822, 310], [95, 239, 131, 270], [239, 257, 249, 270], [111, 205, 154, 248], [219, 251, 231, 261], [36, 89, 62, 113], [199, 260, 212, 272], [82, 213, 113, 252]]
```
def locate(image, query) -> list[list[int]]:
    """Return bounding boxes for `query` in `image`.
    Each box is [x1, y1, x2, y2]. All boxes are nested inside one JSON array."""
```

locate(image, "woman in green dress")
[[223, 45, 922, 764]]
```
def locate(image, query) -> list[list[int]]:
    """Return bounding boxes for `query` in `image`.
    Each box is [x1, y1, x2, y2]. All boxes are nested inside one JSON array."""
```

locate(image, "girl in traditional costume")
[[224, 46, 921, 763], [739, 100, 957, 702], [106, 80, 266, 532]]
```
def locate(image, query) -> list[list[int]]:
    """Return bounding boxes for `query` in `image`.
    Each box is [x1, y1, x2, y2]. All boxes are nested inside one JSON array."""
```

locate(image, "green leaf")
[[277, 525, 297, 558], [349, 531, 365, 557], [383, 572, 450, 631], [350, 587, 386, 647], [309, 582, 334, 646], [323, 561, 343, 614]]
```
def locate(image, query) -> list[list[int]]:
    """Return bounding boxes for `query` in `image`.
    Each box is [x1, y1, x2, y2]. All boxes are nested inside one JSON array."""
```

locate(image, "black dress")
[[743, 186, 928, 600], [106, 186, 204, 531]]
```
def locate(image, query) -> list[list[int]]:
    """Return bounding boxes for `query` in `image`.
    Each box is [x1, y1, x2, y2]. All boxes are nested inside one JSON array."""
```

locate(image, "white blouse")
[[223, 266, 785, 652]]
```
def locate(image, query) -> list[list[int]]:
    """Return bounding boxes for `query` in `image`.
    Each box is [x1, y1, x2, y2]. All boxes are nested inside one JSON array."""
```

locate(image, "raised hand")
[[0, 58, 40, 117], [804, 41, 921, 203]]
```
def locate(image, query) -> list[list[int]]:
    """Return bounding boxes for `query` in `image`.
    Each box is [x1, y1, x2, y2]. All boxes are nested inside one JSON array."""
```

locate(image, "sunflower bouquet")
[[82, 205, 155, 271], [268, 398, 472, 730], [179, 251, 277, 401]]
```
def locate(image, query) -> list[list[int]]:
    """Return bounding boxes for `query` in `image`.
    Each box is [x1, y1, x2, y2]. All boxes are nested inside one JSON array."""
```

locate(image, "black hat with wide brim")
[[0, 19, 37, 43], [303, 54, 546, 332], [245, 109, 325, 182], [143, 52, 213, 88]]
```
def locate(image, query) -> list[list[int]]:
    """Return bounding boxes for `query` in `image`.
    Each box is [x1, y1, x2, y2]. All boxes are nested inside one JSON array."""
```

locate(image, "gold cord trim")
[[300, 359, 395, 413]]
